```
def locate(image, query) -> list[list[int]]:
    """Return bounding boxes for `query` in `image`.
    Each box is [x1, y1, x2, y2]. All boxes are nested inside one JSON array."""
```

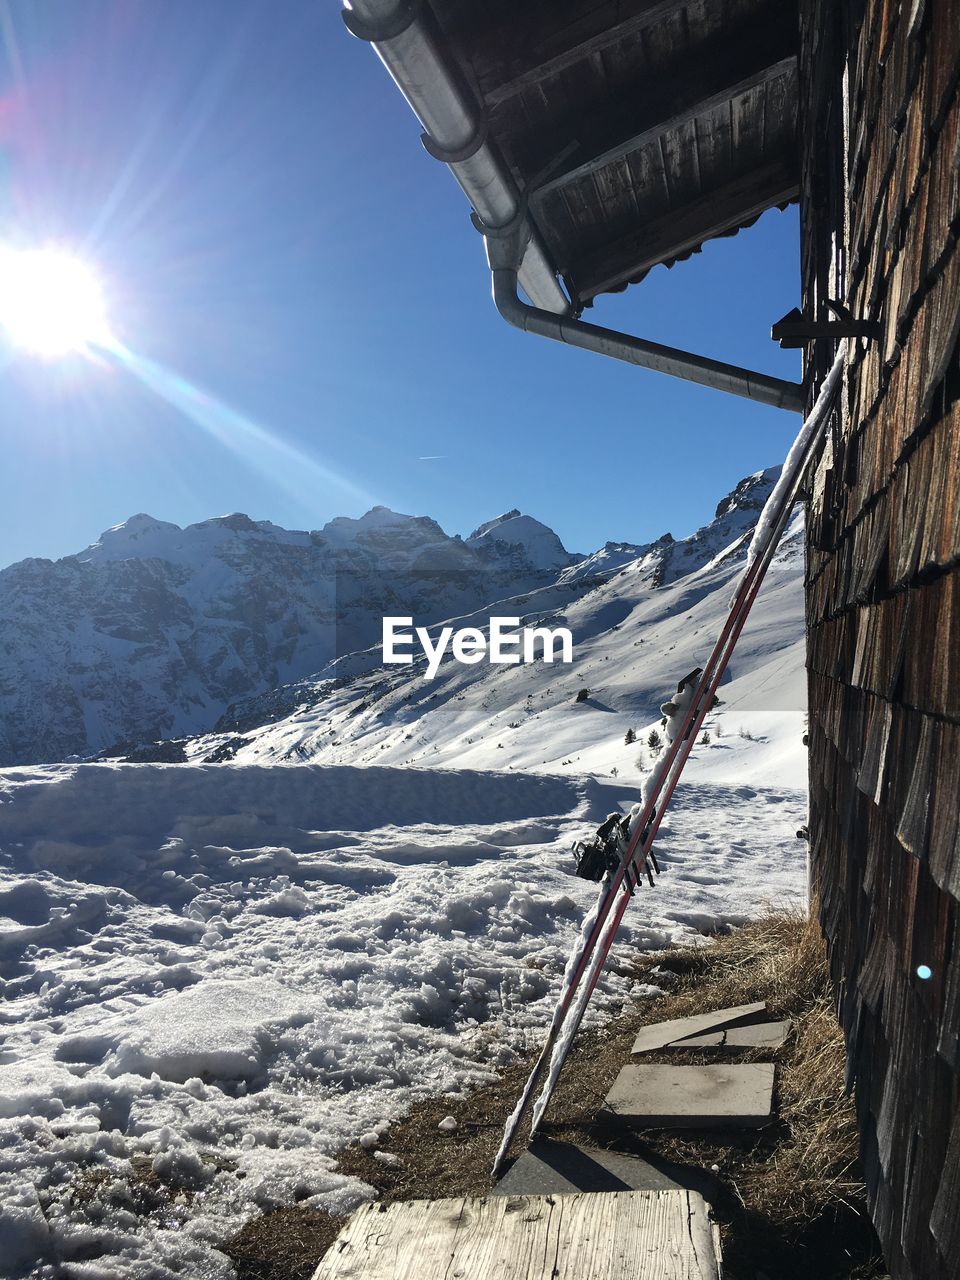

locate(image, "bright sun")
[[0, 245, 110, 358]]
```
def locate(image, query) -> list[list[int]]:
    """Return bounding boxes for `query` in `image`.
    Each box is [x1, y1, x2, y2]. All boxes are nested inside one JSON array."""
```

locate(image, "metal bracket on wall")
[[772, 301, 880, 348]]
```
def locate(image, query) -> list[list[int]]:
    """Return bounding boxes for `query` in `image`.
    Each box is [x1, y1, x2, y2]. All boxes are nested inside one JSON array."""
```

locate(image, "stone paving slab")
[[491, 1139, 698, 1197], [670, 1019, 791, 1050], [631, 1001, 767, 1054], [606, 1063, 776, 1128]]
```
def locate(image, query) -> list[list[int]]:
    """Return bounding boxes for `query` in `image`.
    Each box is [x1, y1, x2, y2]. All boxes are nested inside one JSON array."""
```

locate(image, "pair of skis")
[[492, 347, 846, 1177]]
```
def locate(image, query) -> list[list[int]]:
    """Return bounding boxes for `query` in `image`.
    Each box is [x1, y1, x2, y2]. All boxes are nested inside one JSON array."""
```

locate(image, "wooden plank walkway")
[[312, 1189, 722, 1280]]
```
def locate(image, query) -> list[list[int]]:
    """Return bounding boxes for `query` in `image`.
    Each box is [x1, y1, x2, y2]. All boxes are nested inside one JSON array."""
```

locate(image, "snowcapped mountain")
[[174, 465, 806, 777], [0, 469, 798, 768], [466, 508, 581, 570], [0, 506, 579, 766]]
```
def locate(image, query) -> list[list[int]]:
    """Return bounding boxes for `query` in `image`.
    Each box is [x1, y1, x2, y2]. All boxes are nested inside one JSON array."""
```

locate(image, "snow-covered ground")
[[0, 751, 806, 1277], [0, 471, 810, 1278]]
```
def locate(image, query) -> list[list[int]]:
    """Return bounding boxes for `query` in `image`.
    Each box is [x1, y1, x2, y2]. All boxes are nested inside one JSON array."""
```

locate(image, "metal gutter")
[[343, 0, 804, 413], [491, 266, 804, 412], [342, 0, 569, 315]]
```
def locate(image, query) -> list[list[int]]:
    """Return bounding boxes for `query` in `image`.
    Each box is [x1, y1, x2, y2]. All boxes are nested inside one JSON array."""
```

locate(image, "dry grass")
[[624, 909, 866, 1228], [226, 909, 886, 1280], [222, 1207, 344, 1280]]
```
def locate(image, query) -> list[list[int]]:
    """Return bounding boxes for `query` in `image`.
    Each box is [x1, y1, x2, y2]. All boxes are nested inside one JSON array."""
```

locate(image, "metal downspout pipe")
[[490, 267, 805, 412], [343, 0, 805, 414]]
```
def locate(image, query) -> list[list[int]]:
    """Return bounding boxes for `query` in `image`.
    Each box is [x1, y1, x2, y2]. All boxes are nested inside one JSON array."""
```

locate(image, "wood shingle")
[[803, 3, 959, 1277]]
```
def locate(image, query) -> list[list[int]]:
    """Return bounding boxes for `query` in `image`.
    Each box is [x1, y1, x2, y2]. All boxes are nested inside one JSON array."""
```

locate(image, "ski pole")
[[493, 566, 768, 1171], [493, 568, 772, 1172], [528, 476, 804, 1133], [520, 346, 847, 1142], [493, 347, 846, 1172]]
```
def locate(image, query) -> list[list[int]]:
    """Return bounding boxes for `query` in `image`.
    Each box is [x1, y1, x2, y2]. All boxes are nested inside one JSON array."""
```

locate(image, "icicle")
[[528, 897, 615, 1134], [490, 881, 608, 1174], [731, 343, 847, 606]]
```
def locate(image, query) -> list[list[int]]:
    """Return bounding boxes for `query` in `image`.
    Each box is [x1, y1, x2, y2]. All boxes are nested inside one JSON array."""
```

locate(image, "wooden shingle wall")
[[800, 2, 960, 1277]]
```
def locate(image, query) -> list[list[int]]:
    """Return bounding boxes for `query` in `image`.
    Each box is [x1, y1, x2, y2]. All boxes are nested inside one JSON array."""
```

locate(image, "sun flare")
[[0, 245, 110, 358]]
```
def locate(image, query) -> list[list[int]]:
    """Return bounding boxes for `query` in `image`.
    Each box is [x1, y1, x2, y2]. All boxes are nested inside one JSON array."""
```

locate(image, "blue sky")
[[0, 0, 801, 569]]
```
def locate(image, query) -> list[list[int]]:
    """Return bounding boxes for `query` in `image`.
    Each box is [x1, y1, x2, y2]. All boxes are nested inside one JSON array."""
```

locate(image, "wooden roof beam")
[[479, 0, 692, 107], [569, 160, 799, 301], [527, 27, 798, 202]]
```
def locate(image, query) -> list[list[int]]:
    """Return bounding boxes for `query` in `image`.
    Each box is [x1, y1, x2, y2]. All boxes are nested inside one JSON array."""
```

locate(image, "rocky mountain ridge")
[[0, 506, 577, 764], [0, 470, 782, 765], [178, 465, 804, 775]]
